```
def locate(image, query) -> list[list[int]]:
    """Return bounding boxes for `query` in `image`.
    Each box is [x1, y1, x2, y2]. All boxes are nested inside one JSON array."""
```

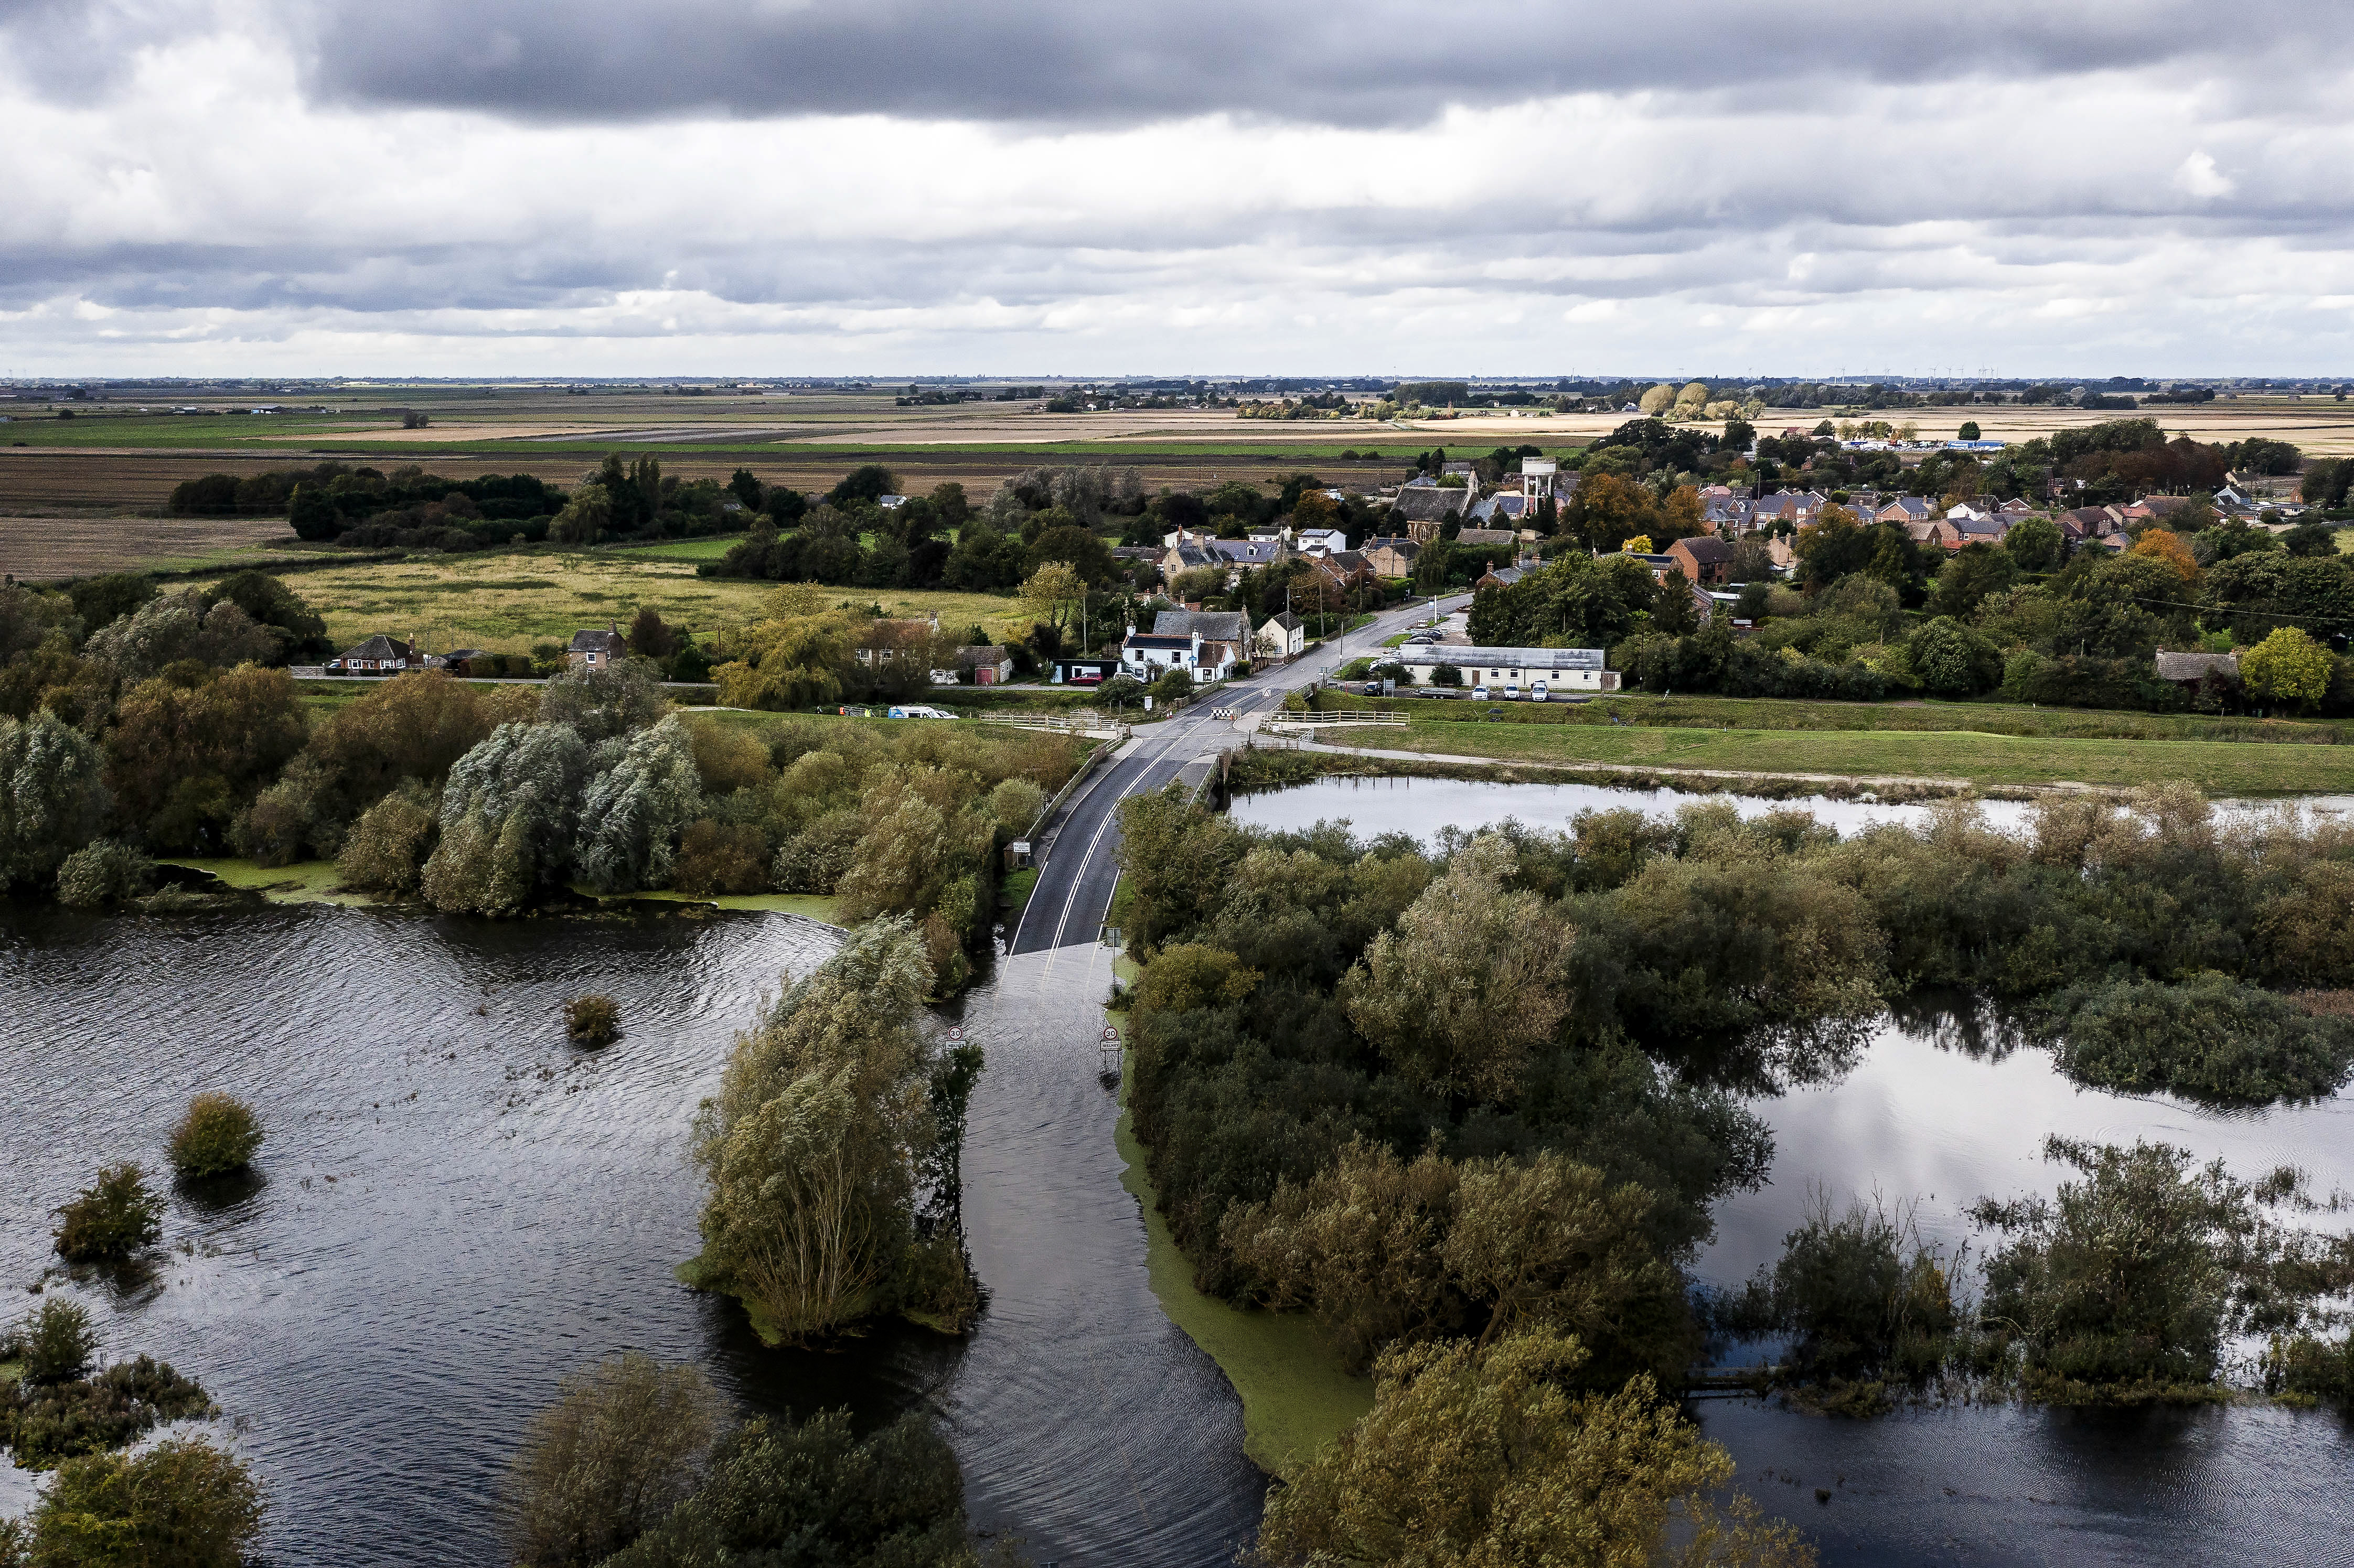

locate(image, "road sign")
[[1100, 1025, 1120, 1043], [945, 1026, 965, 1043]]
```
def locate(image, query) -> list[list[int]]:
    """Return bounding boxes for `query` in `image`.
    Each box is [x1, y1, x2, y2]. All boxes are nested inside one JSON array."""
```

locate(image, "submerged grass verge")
[[1105, 952, 1372, 1479]]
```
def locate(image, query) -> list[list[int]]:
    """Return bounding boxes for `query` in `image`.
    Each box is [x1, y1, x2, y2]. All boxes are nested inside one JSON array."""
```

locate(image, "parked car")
[[1503, 683, 1521, 700], [1531, 682, 1549, 702], [1472, 684, 1490, 701], [887, 704, 958, 720]]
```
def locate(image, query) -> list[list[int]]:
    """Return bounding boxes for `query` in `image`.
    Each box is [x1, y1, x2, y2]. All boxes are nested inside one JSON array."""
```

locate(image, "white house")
[[1294, 527, 1349, 556], [1121, 624, 1239, 683], [1254, 610, 1305, 662], [1395, 645, 1619, 693]]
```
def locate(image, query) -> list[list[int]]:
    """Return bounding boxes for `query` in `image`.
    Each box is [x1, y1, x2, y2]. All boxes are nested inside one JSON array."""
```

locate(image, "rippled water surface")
[[0, 905, 1263, 1565]]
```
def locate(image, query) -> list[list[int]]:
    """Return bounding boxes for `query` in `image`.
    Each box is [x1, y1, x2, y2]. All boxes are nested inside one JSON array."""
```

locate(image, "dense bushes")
[[564, 995, 620, 1047], [52, 839, 151, 908], [503, 1353, 722, 1568], [1258, 1327, 1809, 1568], [4, 1436, 261, 1566], [1, 1354, 216, 1470], [1716, 1193, 1959, 1399], [52, 1164, 164, 1262], [168, 1093, 264, 1178], [2043, 973, 2354, 1104], [601, 1409, 980, 1568]]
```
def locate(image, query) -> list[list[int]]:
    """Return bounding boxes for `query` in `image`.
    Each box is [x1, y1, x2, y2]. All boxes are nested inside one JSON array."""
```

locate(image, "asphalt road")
[[1008, 594, 1469, 955]]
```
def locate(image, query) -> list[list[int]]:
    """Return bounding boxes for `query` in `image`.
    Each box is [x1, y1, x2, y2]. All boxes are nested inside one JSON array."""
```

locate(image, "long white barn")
[[1394, 645, 1619, 692]]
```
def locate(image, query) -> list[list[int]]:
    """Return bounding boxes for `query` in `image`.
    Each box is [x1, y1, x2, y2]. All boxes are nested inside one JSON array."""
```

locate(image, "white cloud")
[[2175, 149, 2235, 199]]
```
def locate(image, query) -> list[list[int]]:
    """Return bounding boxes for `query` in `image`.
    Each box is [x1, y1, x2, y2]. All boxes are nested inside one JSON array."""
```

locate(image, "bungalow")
[[568, 626, 627, 671], [1254, 610, 1306, 662], [1476, 562, 1528, 590], [329, 633, 420, 674], [2155, 650, 2239, 687], [1395, 645, 1620, 694], [1362, 536, 1423, 578], [1621, 551, 1681, 583], [1667, 535, 1737, 586], [1154, 609, 1250, 672], [1050, 656, 1121, 686]]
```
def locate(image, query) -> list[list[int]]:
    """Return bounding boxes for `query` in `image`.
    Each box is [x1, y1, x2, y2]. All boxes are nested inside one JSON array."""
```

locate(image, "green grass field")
[[1315, 690, 2352, 745], [213, 550, 1034, 654], [603, 536, 751, 562], [1325, 714, 2354, 794]]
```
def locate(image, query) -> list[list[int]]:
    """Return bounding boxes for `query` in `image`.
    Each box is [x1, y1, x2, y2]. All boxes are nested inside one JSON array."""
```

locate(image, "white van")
[[886, 705, 957, 720]]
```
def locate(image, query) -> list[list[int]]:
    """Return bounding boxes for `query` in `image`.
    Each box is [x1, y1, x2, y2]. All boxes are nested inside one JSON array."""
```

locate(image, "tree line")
[[1107, 784, 2354, 1560]]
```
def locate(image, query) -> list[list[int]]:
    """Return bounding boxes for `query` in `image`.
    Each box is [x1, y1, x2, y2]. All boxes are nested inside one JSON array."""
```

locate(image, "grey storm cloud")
[[247, 0, 2345, 127]]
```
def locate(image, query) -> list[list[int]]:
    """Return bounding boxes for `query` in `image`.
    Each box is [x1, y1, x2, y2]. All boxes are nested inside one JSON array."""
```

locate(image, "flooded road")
[[0, 904, 1261, 1565]]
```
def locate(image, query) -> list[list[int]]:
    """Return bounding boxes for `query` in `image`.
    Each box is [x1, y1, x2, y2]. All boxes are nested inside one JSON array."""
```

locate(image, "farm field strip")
[[207, 552, 1036, 653], [1326, 714, 2354, 794]]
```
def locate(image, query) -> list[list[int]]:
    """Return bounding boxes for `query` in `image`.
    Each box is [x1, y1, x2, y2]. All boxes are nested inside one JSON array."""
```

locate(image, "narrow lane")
[[1010, 594, 1466, 955]]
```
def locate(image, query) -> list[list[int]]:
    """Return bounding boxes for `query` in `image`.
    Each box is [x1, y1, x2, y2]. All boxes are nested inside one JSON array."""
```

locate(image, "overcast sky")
[[8, 1, 2354, 378]]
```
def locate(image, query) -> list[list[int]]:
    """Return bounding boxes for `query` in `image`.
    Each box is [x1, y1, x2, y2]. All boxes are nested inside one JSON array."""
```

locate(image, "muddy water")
[[0, 904, 1261, 1565]]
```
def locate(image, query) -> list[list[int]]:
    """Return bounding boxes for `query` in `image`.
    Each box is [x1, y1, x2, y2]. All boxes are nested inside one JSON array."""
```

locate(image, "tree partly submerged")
[[688, 918, 977, 1342]]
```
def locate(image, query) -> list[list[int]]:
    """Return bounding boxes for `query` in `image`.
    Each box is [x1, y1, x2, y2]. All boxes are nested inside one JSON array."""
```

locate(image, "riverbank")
[[1294, 716, 2354, 795], [163, 858, 843, 923], [1103, 952, 1374, 1480]]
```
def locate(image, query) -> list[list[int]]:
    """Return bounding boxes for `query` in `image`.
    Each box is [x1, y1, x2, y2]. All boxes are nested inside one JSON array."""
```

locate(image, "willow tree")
[[420, 721, 591, 915], [691, 918, 963, 1341], [575, 717, 702, 893], [0, 710, 109, 892]]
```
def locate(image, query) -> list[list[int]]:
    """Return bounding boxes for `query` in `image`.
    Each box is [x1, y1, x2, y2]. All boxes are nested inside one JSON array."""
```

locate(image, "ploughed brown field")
[[0, 514, 304, 581]]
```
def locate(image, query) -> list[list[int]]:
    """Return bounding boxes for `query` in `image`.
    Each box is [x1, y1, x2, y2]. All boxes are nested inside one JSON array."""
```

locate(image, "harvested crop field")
[[0, 513, 314, 581]]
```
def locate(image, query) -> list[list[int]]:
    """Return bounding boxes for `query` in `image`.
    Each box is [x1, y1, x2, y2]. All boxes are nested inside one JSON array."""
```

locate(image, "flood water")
[[1232, 776, 2354, 1567], [0, 903, 1263, 1566], [1230, 772, 2354, 842]]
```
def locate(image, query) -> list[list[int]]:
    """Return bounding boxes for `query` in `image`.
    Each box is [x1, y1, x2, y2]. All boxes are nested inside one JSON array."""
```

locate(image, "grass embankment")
[[1102, 949, 1372, 1478], [577, 887, 842, 922], [1315, 690, 2353, 746], [200, 551, 1037, 656], [161, 858, 379, 906], [1318, 713, 2354, 794]]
